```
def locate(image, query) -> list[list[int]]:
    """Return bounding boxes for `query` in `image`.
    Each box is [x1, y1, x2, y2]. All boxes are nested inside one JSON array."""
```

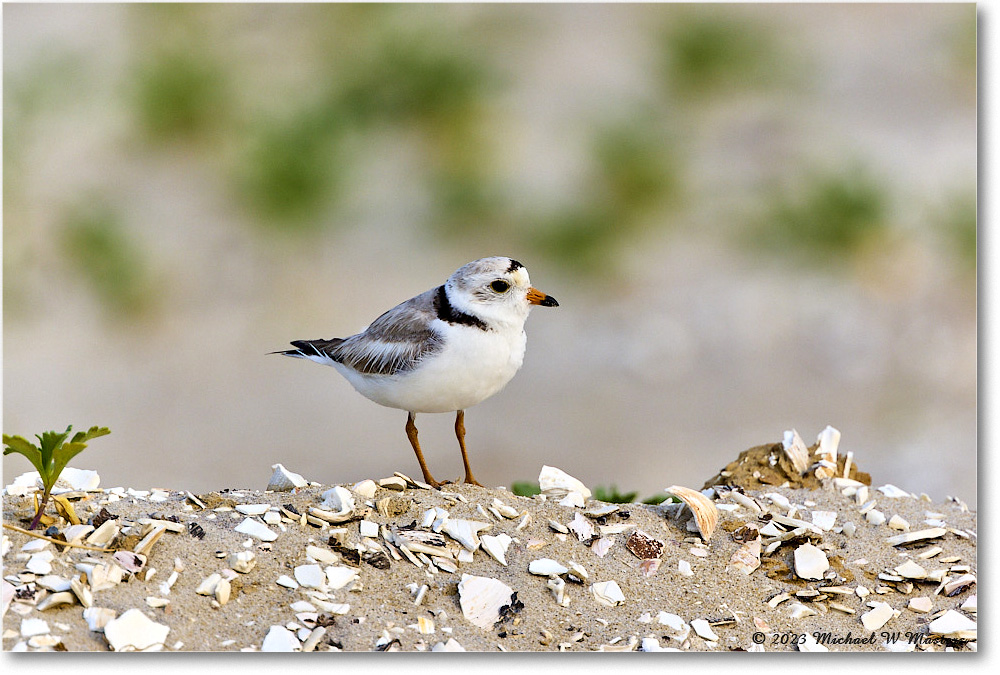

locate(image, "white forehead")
[[452, 257, 530, 285], [510, 266, 530, 286]]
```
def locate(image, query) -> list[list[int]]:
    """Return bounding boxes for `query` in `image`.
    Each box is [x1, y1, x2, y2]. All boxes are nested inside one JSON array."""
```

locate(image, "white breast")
[[334, 320, 528, 414]]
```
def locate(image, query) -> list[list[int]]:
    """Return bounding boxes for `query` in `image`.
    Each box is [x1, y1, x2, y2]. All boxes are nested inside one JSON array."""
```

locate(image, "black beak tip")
[[542, 295, 559, 307]]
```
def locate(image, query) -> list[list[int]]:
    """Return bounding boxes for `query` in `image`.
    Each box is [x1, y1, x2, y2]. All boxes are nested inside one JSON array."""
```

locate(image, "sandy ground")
[[2, 445, 977, 653]]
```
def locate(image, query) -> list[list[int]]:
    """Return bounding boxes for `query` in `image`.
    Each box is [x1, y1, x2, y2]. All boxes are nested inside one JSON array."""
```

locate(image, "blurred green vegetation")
[[935, 191, 977, 271], [131, 50, 229, 141], [753, 165, 891, 260], [533, 117, 684, 272], [3, 4, 976, 319], [59, 202, 156, 318], [659, 11, 785, 97]]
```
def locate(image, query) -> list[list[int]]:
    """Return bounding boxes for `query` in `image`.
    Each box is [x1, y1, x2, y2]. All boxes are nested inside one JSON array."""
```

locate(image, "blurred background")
[[3, 4, 977, 505]]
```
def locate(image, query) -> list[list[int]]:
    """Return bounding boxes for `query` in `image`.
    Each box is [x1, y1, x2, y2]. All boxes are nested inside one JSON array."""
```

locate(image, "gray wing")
[[283, 288, 444, 376]]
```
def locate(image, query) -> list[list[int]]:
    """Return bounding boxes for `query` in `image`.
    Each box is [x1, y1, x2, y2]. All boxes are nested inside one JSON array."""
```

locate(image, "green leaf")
[[510, 481, 541, 497], [70, 426, 111, 444], [50, 441, 91, 483], [3, 434, 44, 472], [35, 426, 73, 482]]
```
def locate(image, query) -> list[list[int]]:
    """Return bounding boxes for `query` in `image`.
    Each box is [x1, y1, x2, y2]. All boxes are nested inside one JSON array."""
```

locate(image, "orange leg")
[[455, 410, 483, 486], [405, 412, 442, 489]]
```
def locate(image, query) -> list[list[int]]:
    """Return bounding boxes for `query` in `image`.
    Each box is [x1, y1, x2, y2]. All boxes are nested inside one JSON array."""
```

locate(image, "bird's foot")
[[462, 476, 484, 487]]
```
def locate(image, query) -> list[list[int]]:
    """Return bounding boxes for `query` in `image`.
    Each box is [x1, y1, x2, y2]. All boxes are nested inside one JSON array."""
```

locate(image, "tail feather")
[[272, 338, 345, 366]]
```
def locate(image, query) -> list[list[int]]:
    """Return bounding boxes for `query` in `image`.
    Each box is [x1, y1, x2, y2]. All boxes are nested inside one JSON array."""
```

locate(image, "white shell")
[[320, 486, 356, 514], [457, 574, 514, 629], [261, 625, 301, 652], [26, 551, 54, 575], [793, 543, 829, 580], [432, 638, 466, 652], [352, 479, 378, 499], [235, 503, 270, 516], [441, 519, 490, 551], [886, 527, 947, 546], [592, 538, 613, 558], [491, 498, 520, 519], [528, 558, 568, 576], [860, 602, 895, 631], [567, 512, 596, 542], [811, 511, 838, 531], [815, 425, 841, 460], [324, 566, 358, 590], [691, 618, 719, 642], [58, 467, 101, 491], [480, 534, 512, 566], [657, 612, 690, 641], [228, 550, 257, 574], [87, 520, 120, 547], [782, 429, 811, 474], [907, 597, 933, 613], [729, 538, 762, 575], [195, 573, 222, 596], [63, 524, 95, 544], [590, 580, 625, 607], [234, 518, 277, 542], [36, 591, 76, 612], [293, 565, 326, 589], [878, 484, 912, 498], [19, 618, 50, 638], [215, 578, 231, 605], [83, 607, 116, 632], [36, 575, 72, 592], [104, 609, 170, 652], [266, 463, 308, 492], [893, 560, 928, 579], [538, 465, 592, 500]]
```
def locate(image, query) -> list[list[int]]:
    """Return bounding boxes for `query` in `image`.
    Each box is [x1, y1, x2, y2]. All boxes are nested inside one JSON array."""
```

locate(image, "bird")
[[274, 256, 558, 488]]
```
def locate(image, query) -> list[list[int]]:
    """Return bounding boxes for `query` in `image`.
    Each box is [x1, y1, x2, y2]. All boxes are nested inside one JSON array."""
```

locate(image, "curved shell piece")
[[458, 574, 515, 629], [538, 465, 592, 500], [665, 485, 719, 542]]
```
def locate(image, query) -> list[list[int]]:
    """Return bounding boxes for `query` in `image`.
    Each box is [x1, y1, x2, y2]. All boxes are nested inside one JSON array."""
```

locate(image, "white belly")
[[334, 324, 527, 413]]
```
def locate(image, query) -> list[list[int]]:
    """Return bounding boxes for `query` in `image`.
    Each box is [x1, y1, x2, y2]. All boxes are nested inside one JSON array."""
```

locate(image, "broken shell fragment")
[[927, 610, 977, 640], [691, 618, 720, 642], [567, 512, 595, 542], [234, 518, 277, 542], [625, 530, 664, 560], [665, 485, 718, 542], [267, 463, 308, 492], [261, 625, 301, 652], [528, 558, 568, 576], [83, 607, 116, 632], [860, 602, 895, 631], [104, 609, 170, 652], [590, 580, 625, 607], [538, 465, 592, 500], [782, 429, 811, 475], [886, 528, 947, 546], [729, 538, 762, 575], [457, 574, 515, 629], [441, 519, 491, 551], [793, 543, 829, 580], [480, 534, 513, 566]]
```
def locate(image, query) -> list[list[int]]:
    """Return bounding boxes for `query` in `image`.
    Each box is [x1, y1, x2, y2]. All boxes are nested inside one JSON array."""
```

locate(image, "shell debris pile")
[[2, 426, 976, 652]]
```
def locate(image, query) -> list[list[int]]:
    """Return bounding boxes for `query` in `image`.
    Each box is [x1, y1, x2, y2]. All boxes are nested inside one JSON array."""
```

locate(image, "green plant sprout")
[[3, 425, 110, 530]]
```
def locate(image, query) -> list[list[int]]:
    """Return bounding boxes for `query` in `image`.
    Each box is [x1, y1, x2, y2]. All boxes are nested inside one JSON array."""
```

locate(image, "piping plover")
[[275, 256, 558, 488]]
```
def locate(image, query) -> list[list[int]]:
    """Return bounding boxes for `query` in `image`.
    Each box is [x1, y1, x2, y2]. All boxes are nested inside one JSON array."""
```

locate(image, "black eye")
[[490, 279, 510, 293]]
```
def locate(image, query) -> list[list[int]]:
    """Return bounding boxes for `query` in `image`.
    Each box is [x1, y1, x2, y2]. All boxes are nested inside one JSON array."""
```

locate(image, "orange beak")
[[526, 287, 559, 307]]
